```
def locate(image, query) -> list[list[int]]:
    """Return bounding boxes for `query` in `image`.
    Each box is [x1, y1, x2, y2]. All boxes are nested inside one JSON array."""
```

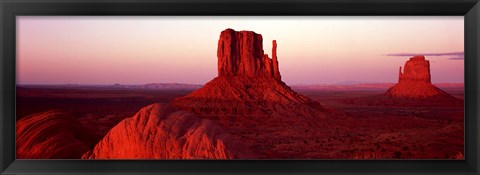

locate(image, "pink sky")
[[17, 16, 464, 85]]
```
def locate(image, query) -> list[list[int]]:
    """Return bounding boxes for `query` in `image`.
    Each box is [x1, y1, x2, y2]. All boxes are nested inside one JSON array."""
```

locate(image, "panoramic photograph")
[[16, 16, 464, 159]]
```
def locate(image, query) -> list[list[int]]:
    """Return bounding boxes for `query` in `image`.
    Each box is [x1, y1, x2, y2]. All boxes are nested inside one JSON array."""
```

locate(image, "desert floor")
[[16, 85, 464, 159]]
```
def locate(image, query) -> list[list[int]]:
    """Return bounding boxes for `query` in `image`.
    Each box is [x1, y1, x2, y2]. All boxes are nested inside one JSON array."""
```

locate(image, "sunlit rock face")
[[217, 28, 281, 80], [385, 55, 455, 99], [82, 104, 252, 159]]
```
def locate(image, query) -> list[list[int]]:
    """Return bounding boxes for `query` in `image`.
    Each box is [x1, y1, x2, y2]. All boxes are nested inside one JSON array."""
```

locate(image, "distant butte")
[[384, 55, 457, 100]]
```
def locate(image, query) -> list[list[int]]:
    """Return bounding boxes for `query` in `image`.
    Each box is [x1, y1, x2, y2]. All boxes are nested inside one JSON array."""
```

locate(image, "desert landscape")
[[16, 28, 464, 159]]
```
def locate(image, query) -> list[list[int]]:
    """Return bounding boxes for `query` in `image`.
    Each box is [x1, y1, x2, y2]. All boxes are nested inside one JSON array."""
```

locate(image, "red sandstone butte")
[[16, 110, 96, 159], [82, 104, 252, 159], [172, 29, 335, 158], [384, 55, 456, 99], [174, 28, 326, 113]]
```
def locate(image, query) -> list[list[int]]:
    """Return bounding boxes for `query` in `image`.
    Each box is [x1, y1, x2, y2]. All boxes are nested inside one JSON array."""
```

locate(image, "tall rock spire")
[[217, 28, 281, 80], [272, 40, 281, 80], [398, 66, 402, 82]]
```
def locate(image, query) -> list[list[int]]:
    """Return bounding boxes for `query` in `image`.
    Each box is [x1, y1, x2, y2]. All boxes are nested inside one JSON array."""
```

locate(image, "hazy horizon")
[[17, 16, 464, 85]]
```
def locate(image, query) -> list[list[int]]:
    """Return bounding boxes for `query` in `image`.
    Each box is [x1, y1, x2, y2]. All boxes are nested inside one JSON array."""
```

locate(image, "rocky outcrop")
[[16, 110, 96, 159], [385, 55, 456, 99], [82, 104, 252, 159], [218, 29, 281, 80]]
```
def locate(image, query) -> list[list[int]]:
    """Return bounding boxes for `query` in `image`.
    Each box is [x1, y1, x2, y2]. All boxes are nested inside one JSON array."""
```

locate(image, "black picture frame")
[[1, 0, 479, 174]]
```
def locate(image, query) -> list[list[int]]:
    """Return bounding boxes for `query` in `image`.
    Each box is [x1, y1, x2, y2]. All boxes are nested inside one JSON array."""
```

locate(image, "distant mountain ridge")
[[112, 83, 202, 90], [17, 83, 203, 90]]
